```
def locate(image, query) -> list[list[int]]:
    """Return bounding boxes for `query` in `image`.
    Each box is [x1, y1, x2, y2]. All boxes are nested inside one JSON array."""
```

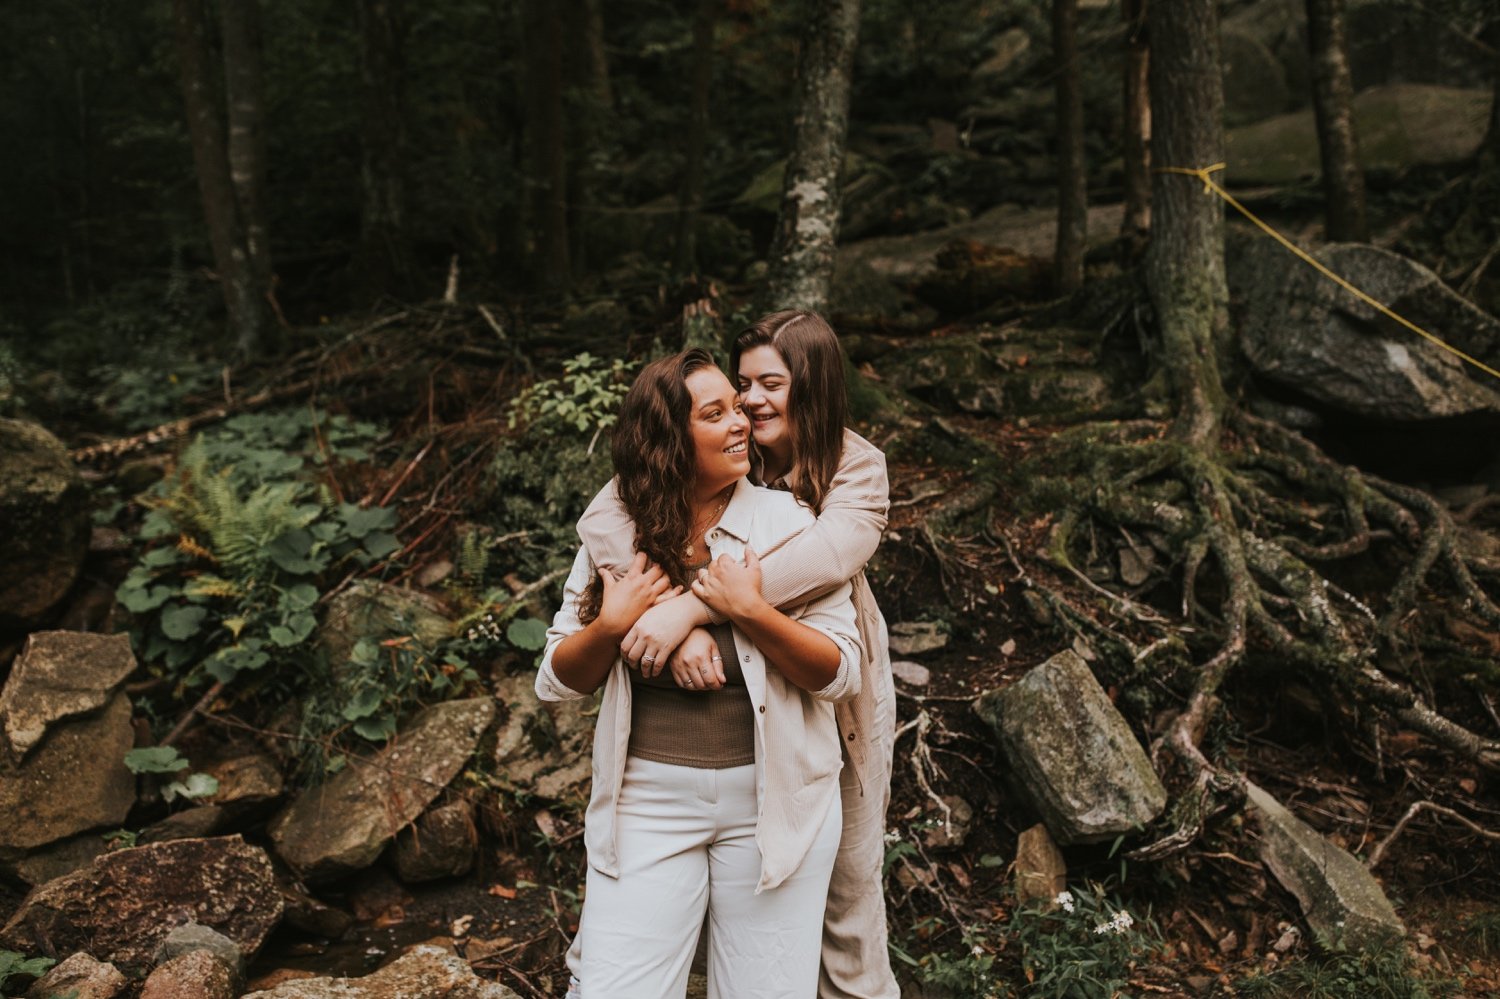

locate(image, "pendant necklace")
[[684, 485, 734, 559]]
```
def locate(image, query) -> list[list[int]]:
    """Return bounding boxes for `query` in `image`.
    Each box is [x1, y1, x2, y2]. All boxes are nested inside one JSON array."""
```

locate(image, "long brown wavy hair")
[[579, 348, 719, 622], [730, 310, 847, 513]]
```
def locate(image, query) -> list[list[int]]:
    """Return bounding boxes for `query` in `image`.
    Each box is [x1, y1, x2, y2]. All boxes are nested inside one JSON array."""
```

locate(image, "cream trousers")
[[578, 756, 841, 999]]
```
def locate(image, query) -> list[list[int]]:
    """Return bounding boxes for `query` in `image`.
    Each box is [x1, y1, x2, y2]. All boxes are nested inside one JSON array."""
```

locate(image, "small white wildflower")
[[1094, 922, 1111, 935], [971, 944, 983, 957], [1112, 911, 1134, 932], [1053, 891, 1075, 913], [883, 830, 901, 845]]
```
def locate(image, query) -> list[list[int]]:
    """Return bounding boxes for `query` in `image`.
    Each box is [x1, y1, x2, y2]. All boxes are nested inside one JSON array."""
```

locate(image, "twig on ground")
[[1366, 800, 1500, 870]]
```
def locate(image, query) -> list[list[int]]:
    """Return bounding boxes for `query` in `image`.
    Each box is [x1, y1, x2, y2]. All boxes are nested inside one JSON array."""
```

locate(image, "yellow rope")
[[1157, 162, 1500, 383]]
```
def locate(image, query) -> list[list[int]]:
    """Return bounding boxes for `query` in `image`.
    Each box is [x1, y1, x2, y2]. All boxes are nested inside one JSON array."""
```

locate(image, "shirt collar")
[[714, 477, 758, 543]]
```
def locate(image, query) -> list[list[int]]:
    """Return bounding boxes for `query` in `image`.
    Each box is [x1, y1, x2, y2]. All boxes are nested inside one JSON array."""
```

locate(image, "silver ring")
[[710, 655, 722, 662], [642, 655, 656, 664]]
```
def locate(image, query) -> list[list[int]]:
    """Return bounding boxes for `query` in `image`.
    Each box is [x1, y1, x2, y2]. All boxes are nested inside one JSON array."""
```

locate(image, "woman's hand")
[[667, 627, 726, 691], [621, 591, 704, 678], [597, 552, 672, 648], [691, 549, 766, 623]]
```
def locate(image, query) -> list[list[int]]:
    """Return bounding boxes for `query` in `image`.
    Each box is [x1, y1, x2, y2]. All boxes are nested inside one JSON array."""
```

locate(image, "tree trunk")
[[355, 0, 413, 300], [577, 0, 612, 109], [220, 0, 272, 290], [675, 0, 717, 274], [763, 0, 862, 313], [1053, 0, 1087, 294], [1146, 0, 1229, 444], [1305, 0, 1368, 242], [521, 0, 570, 288], [172, 0, 266, 357], [1121, 0, 1151, 257]]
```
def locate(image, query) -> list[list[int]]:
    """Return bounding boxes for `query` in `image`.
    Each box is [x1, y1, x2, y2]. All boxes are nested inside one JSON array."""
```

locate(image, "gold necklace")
[[684, 485, 734, 559]]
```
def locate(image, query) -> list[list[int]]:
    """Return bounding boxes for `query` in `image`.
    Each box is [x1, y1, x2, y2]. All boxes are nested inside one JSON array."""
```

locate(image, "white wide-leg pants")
[[578, 756, 842, 999]]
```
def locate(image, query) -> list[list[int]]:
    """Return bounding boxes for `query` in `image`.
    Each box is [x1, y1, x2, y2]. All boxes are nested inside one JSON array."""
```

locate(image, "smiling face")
[[737, 344, 793, 469], [686, 366, 751, 496]]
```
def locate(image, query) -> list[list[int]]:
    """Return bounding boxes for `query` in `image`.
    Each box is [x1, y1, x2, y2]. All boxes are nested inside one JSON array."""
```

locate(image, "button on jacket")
[[536, 478, 862, 893]]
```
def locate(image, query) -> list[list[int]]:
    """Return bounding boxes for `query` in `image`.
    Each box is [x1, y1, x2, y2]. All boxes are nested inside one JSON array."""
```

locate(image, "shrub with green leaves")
[[117, 417, 398, 686], [1006, 885, 1157, 999], [0, 950, 54, 994], [124, 746, 220, 803], [1235, 943, 1462, 999], [485, 352, 636, 583]]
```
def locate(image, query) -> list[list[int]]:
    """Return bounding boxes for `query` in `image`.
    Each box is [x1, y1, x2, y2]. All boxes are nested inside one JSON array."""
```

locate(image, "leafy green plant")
[[507, 351, 636, 444], [1007, 885, 1158, 999], [0, 950, 55, 994], [1234, 943, 1462, 999], [124, 746, 221, 803]]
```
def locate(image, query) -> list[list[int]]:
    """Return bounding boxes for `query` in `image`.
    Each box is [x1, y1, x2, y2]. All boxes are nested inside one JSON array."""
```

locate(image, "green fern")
[[459, 528, 489, 582]]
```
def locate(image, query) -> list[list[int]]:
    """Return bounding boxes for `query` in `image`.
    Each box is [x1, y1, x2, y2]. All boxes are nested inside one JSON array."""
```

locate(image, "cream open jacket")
[[576, 428, 894, 795], [536, 479, 861, 892]]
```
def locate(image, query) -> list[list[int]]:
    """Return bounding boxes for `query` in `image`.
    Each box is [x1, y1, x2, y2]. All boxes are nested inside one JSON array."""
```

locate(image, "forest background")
[[2, 0, 1500, 997]]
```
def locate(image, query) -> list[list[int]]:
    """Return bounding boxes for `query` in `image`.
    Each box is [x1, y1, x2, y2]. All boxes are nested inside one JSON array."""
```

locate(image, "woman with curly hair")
[[536, 347, 861, 998], [569, 311, 899, 999]]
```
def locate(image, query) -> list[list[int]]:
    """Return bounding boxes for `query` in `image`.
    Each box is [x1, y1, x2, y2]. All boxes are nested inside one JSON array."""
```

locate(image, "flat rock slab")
[[25, 952, 127, 999], [0, 418, 89, 630], [242, 943, 520, 998], [1, 632, 136, 756], [1245, 781, 1405, 951], [0, 835, 283, 974], [269, 698, 494, 883], [973, 650, 1166, 845], [0, 691, 135, 852], [492, 672, 591, 803]]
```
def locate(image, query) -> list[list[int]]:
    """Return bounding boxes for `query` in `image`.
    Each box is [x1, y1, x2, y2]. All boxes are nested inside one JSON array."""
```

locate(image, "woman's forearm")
[[551, 620, 627, 694], [729, 600, 841, 692]]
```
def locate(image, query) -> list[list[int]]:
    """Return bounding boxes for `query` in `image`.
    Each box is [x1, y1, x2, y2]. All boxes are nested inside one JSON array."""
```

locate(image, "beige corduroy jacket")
[[536, 479, 862, 892], [576, 428, 895, 796]]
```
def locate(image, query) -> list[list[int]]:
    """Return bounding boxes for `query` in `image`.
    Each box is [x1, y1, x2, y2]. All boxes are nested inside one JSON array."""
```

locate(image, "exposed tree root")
[[1020, 411, 1500, 857]]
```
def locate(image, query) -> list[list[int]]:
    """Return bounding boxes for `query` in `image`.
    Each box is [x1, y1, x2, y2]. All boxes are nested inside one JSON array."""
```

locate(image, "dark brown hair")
[[579, 348, 719, 622], [730, 310, 847, 512]]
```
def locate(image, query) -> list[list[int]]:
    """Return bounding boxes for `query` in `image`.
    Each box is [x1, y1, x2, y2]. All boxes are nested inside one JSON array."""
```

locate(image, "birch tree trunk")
[[763, 0, 861, 313], [355, 0, 413, 300], [1121, 0, 1151, 257], [1053, 0, 1087, 294], [1146, 0, 1229, 444], [1305, 0, 1369, 242], [220, 0, 272, 291], [172, 0, 266, 357]]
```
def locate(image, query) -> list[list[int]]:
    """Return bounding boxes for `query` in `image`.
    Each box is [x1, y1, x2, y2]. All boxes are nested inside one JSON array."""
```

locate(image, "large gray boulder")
[[319, 581, 453, 673], [1245, 782, 1405, 951], [973, 650, 1166, 845], [0, 691, 135, 853], [1, 632, 136, 756], [269, 698, 494, 883], [0, 419, 89, 631], [0, 835, 283, 975], [491, 672, 591, 803], [1233, 238, 1500, 422], [241, 943, 521, 998]]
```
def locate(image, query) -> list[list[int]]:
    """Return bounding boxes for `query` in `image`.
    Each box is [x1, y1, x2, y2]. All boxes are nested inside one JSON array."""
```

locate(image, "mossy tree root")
[[1026, 413, 1500, 859]]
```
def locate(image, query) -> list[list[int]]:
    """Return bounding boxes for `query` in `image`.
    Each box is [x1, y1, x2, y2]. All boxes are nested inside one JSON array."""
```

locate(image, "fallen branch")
[[1366, 800, 1500, 870]]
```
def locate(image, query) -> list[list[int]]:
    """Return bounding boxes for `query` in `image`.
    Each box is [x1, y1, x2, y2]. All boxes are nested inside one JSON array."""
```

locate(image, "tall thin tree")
[[763, 0, 861, 313], [172, 0, 267, 356], [355, 0, 413, 299], [1305, 0, 1369, 242], [675, 0, 717, 274], [1147, 0, 1229, 442], [1053, 0, 1087, 293], [521, 0, 570, 287], [1120, 0, 1151, 257], [220, 0, 272, 291]]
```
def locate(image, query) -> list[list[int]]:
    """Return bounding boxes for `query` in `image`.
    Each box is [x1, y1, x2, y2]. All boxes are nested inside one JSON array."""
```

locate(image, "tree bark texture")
[[522, 0, 570, 287], [763, 0, 862, 314], [1121, 0, 1151, 257], [355, 0, 413, 299], [576, 0, 612, 109], [675, 0, 717, 274], [1146, 0, 1229, 444], [1052, 0, 1087, 294], [1305, 0, 1369, 242], [172, 0, 266, 357], [220, 0, 272, 287]]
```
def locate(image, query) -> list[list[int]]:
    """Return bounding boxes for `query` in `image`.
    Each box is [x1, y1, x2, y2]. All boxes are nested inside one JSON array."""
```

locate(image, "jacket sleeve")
[[788, 579, 863, 704], [577, 477, 637, 575], [756, 433, 889, 611], [535, 546, 598, 702]]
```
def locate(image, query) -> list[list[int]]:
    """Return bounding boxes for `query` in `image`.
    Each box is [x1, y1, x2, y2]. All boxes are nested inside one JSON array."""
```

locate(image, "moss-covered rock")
[[0, 418, 88, 631]]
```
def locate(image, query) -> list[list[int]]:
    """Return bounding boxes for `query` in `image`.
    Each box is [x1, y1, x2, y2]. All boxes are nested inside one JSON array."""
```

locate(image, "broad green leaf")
[[118, 582, 172, 613], [362, 531, 400, 560], [349, 637, 380, 666], [341, 687, 383, 721], [507, 618, 548, 651], [163, 772, 219, 802], [159, 604, 208, 641], [281, 582, 320, 610], [267, 528, 326, 574], [143, 546, 184, 568], [353, 714, 397, 741], [124, 746, 189, 774], [339, 503, 397, 539]]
